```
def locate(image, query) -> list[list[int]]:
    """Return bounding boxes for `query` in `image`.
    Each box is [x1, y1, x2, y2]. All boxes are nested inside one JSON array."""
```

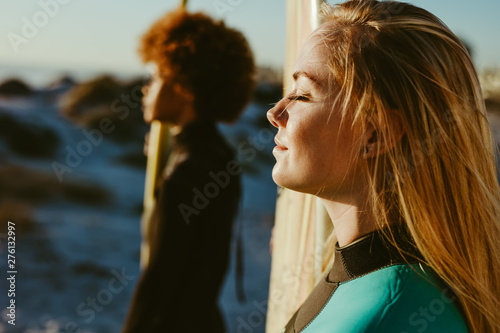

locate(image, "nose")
[[267, 98, 288, 128]]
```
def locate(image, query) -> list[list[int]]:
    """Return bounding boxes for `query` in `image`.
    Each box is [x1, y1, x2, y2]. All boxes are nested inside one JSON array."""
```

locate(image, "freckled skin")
[[267, 33, 363, 200]]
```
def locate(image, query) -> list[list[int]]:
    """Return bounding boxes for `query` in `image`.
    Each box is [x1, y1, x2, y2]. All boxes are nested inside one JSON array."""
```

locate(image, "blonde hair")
[[318, 1, 500, 331]]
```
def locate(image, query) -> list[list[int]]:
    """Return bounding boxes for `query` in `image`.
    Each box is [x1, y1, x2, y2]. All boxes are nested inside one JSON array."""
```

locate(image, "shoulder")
[[303, 264, 469, 333], [170, 124, 240, 181], [373, 265, 468, 333], [169, 151, 241, 189], [178, 130, 239, 177]]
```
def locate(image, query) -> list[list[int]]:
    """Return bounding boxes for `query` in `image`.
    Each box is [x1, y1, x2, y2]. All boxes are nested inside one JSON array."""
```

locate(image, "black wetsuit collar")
[[285, 228, 424, 333], [329, 228, 424, 283], [174, 119, 218, 148]]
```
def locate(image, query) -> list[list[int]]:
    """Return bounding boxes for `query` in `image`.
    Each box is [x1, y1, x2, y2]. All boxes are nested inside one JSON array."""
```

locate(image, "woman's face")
[[142, 71, 193, 124], [267, 33, 364, 199]]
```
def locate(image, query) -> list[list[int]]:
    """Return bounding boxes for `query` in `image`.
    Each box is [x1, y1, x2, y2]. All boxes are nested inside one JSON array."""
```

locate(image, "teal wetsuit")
[[283, 230, 469, 333]]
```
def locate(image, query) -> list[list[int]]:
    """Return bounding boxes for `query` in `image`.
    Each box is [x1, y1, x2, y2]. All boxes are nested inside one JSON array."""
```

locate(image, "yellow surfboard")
[[266, 1, 335, 332], [140, 120, 169, 268]]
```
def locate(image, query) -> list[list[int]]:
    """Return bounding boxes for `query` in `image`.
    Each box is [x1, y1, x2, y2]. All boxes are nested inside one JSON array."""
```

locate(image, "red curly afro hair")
[[139, 8, 256, 123]]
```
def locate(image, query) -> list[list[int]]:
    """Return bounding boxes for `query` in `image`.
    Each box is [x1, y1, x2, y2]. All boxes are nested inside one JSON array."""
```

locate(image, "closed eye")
[[288, 93, 311, 102]]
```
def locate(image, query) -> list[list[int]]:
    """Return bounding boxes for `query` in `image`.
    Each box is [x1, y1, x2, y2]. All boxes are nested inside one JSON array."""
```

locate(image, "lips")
[[274, 137, 288, 151]]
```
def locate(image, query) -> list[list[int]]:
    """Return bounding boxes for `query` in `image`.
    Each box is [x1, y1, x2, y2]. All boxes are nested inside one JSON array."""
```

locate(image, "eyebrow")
[[292, 70, 321, 86]]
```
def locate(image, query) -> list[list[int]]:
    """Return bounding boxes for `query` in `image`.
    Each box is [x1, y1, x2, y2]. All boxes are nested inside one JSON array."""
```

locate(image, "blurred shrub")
[[0, 112, 60, 159], [61, 75, 148, 144], [0, 164, 112, 206], [0, 78, 33, 97], [481, 69, 500, 102], [61, 75, 122, 119], [486, 98, 500, 114], [49, 75, 76, 89], [0, 201, 36, 234]]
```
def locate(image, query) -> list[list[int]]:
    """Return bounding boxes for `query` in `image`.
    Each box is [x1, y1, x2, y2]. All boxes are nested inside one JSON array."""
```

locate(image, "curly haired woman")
[[122, 7, 255, 333]]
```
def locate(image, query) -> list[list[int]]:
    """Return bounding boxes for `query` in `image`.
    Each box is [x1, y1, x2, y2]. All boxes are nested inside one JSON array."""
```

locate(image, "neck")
[[319, 189, 378, 247], [169, 113, 199, 134], [169, 124, 184, 136]]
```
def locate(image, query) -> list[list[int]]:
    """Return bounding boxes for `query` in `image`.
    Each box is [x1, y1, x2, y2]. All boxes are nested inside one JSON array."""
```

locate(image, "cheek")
[[300, 135, 335, 176], [299, 120, 356, 173], [288, 121, 332, 176], [293, 113, 335, 155], [152, 85, 169, 111], [143, 85, 161, 109], [146, 85, 176, 121], [145, 81, 161, 104]]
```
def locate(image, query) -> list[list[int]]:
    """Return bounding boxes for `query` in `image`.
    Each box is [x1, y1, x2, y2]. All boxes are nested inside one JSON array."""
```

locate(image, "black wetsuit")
[[123, 120, 241, 333]]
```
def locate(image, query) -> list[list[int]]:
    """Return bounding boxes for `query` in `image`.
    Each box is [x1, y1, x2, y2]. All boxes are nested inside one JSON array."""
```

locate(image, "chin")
[[142, 110, 153, 124], [271, 165, 284, 185], [272, 168, 299, 192], [272, 167, 324, 196]]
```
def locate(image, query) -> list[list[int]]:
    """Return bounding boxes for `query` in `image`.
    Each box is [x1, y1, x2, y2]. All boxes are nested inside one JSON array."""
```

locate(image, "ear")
[[362, 111, 405, 159]]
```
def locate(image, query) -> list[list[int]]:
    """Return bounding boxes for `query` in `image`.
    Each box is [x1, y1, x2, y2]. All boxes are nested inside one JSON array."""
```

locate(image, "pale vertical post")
[[265, 1, 330, 332]]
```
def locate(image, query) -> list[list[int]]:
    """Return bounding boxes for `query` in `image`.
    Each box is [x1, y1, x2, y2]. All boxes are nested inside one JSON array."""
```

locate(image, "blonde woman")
[[267, 1, 500, 332]]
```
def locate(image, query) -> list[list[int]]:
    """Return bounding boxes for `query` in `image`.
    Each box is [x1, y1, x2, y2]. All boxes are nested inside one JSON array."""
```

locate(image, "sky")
[[0, 0, 499, 85]]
